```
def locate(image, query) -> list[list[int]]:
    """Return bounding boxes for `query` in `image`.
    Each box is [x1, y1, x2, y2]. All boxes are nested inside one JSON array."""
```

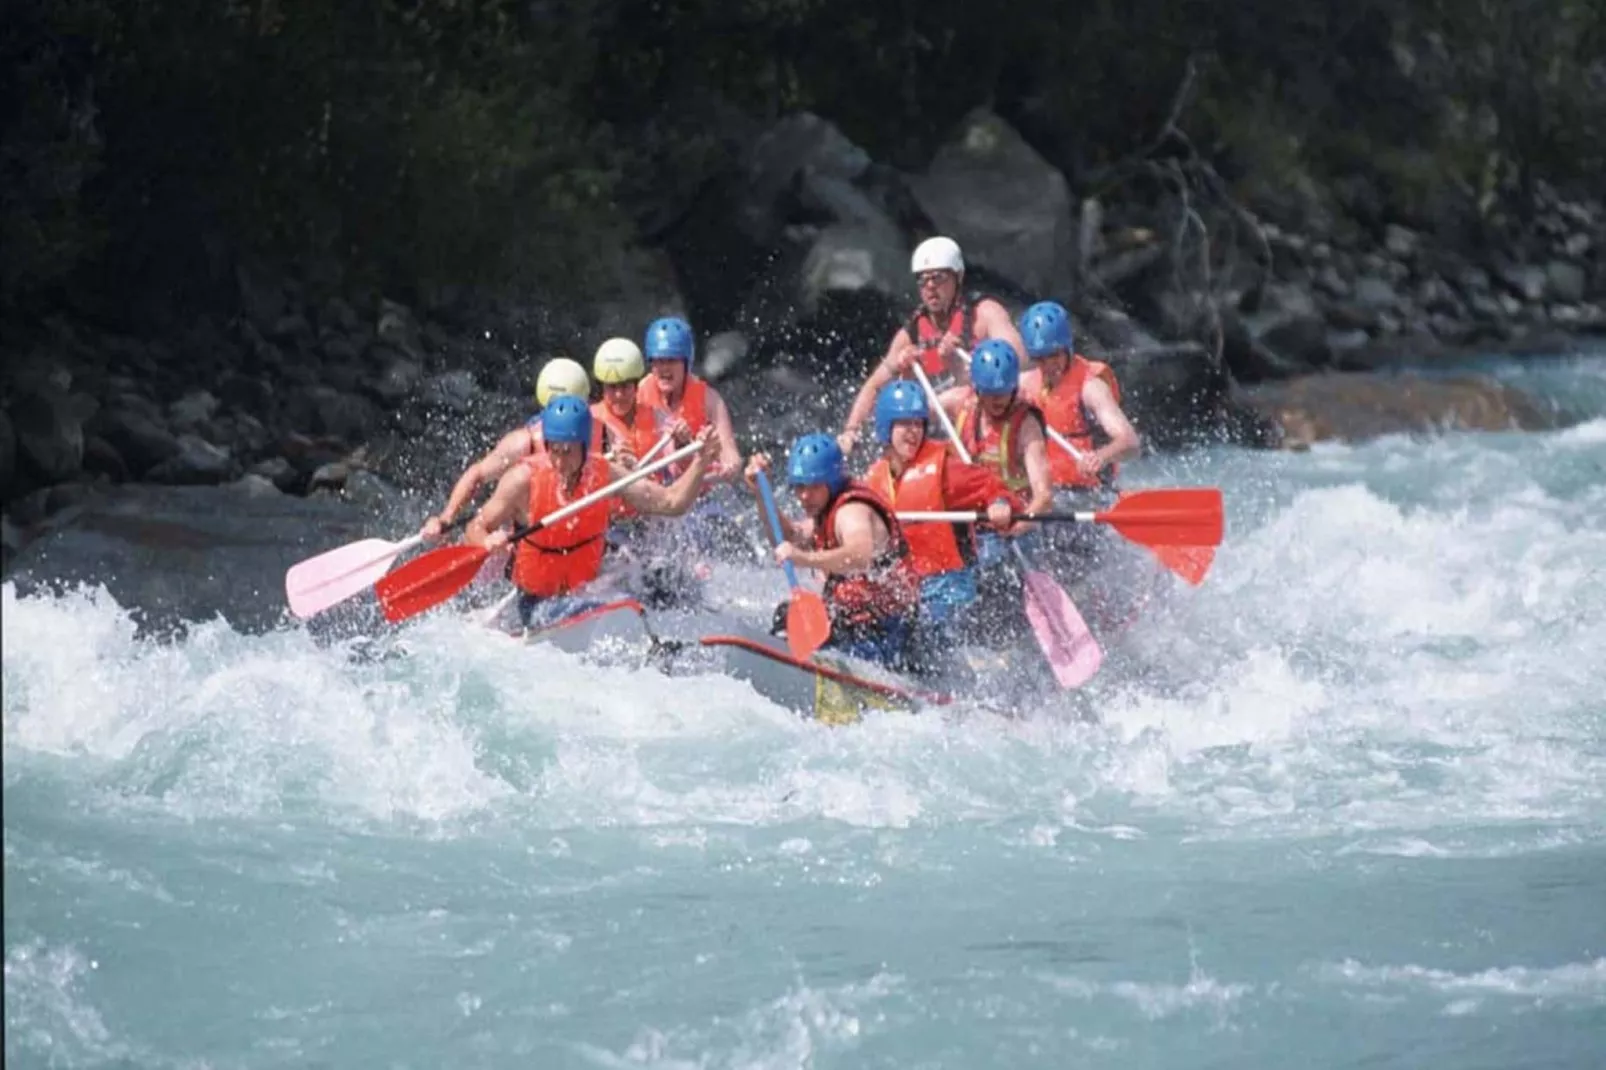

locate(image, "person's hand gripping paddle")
[[754, 468, 831, 660]]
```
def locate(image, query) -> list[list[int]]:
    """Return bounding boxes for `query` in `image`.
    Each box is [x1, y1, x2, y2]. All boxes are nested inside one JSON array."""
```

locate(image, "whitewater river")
[[6, 356, 1605, 1068]]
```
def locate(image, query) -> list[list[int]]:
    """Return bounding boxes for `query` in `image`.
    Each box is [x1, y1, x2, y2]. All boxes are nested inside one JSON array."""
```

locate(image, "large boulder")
[[907, 109, 1076, 299], [10, 379, 86, 486], [1238, 372, 1555, 448]]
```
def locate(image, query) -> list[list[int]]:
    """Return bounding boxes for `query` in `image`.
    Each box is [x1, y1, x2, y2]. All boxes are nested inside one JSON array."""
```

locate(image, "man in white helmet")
[[420, 356, 599, 541], [838, 236, 1028, 455]]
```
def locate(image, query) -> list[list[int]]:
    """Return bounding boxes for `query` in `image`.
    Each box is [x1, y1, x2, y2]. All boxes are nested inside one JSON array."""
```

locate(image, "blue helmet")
[[1019, 301, 1073, 359], [644, 316, 695, 362], [786, 433, 847, 495], [874, 380, 929, 444], [541, 394, 592, 447], [969, 338, 1021, 396]]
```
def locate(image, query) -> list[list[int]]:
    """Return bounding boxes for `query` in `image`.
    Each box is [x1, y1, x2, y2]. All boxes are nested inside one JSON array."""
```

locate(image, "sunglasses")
[[916, 271, 954, 288]]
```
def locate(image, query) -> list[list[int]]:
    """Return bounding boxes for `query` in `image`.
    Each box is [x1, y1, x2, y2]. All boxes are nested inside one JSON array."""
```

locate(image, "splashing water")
[[6, 364, 1606, 1069]]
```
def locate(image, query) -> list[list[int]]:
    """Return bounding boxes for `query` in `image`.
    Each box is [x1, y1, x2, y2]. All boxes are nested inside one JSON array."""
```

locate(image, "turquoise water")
[[6, 359, 1606, 1068]]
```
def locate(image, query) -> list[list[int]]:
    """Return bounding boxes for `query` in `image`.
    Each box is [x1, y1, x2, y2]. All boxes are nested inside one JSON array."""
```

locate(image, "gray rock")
[[907, 108, 1075, 298], [310, 388, 380, 442], [248, 456, 299, 492], [308, 461, 351, 494], [320, 333, 360, 365], [11, 383, 85, 483], [420, 370, 480, 413], [340, 469, 399, 511], [168, 390, 220, 432], [796, 220, 909, 313], [91, 407, 182, 476], [269, 312, 314, 346], [229, 473, 282, 497], [146, 434, 233, 485], [1314, 265, 1351, 299], [1562, 233, 1593, 259], [1352, 276, 1399, 310], [1326, 328, 1372, 354], [1467, 290, 1505, 322], [82, 436, 129, 482], [1499, 264, 1548, 302], [371, 358, 424, 405], [321, 296, 361, 334], [739, 112, 872, 244], [376, 298, 424, 360], [1383, 224, 1419, 259], [1545, 260, 1587, 304]]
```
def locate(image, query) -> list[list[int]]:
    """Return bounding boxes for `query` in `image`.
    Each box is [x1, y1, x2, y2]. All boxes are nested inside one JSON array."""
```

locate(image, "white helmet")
[[535, 357, 590, 407], [911, 236, 964, 276], [592, 337, 645, 385]]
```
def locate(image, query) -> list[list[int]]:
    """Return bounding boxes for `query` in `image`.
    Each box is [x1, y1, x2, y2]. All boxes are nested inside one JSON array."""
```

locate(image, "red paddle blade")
[[374, 545, 490, 623], [786, 591, 832, 660], [1151, 543, 1216, 586], [1097, 488, 1223, 548]]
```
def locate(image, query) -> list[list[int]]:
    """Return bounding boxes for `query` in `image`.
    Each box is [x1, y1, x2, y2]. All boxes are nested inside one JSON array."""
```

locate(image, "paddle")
[[1011, 542, 1104, 688], [285, 519, 467, 620], [1041, 425, 1217, 586], [909, 361, 1102, 685], [754, 468, 832, 660], [374, 441, 703, 625], [899, 488, 1222, 545]]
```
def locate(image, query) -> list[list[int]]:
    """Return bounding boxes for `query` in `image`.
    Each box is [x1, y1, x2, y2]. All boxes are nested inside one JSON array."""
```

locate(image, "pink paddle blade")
[[1020, 568, 1104, 688], [285, 537, 411, 619]]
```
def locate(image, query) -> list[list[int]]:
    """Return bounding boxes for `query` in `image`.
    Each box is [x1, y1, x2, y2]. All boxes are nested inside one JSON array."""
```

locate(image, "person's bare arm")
[[1016, 418, 1055, 519], [973, 299, 1031, 368], [783, 502, 881, 575], [702, 387, 744, 483], [840, 328, 916, 450], [464, 461, 532, 549], [621, 430, 719, 516], [1082, 377, 1141, 473], [425, 428, 532, 537]]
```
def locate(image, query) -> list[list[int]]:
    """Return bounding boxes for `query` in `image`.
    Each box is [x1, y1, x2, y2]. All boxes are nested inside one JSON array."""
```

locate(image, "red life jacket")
[[1037, 355, 1121, 489], [904, 293, 988, 380], [954, 396, 1041, 492], [864, 440, 970, 577], [812, 482, 920, 627], [509, 453, 612, 597]]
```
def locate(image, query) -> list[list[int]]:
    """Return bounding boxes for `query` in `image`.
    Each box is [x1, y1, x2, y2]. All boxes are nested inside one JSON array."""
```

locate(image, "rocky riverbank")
[[3, 108, 1603, 578]]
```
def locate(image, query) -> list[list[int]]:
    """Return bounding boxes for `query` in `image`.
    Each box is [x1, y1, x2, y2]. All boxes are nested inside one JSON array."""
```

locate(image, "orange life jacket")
[[904, 292, 995, 379], [1037, 355, 1121, 488], [592, 399, 662, 519], [813, 483, 920, 627], [954, 396, 1041, 492], [637, 374, 710, 435], [864, 440, 969, 577], [637, 374, 711, 483], [509, 453, 612, 597]]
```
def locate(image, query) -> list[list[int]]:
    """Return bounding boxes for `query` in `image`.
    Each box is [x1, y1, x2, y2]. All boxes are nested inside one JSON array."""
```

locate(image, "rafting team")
[[418, 236, 1141, 677]]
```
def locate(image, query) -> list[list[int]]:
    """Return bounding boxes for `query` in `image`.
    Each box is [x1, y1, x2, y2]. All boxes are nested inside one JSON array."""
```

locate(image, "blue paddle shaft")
[[754, 469, 802, 590]]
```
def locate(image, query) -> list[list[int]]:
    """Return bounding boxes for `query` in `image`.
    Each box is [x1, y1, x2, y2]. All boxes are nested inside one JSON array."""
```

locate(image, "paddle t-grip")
[[754, 469, 803, 589]]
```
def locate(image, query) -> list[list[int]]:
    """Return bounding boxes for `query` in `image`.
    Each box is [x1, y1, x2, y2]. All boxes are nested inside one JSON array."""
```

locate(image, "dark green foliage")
[[2, 0, 1602, 318]]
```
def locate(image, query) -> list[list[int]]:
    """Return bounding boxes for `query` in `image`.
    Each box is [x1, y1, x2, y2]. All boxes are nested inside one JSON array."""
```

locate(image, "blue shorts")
[[919, 569, 978, 626]]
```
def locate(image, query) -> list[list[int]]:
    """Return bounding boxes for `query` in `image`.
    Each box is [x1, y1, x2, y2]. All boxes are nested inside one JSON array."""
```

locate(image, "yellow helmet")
[[534, 357, 590, 407], [593, 337, 646, 385]]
